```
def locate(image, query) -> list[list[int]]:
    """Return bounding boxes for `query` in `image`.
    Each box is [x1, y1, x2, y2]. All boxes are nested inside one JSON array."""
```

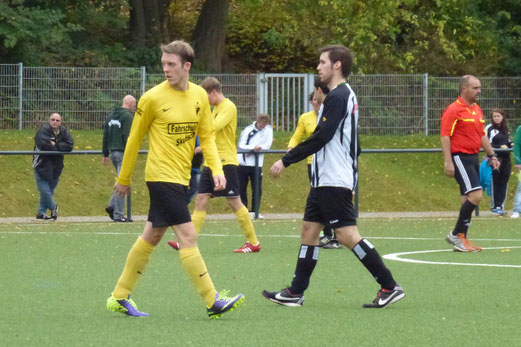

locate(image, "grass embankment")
[[1, 130, 517, 217]]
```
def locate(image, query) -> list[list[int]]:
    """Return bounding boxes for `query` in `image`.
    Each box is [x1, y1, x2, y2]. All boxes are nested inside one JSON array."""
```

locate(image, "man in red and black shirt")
[[441, 75, 500, 252]]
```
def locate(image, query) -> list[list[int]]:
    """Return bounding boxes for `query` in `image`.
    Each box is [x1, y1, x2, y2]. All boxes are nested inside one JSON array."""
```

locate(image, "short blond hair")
[[256, 114, 270, 124], [200, 77, 222, 93], [161, 40, 194, 64]]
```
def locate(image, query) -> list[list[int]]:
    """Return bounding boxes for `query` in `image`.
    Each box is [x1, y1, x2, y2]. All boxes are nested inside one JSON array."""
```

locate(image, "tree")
[[191, 0, 231, 72], [129, 0, 173, 47]]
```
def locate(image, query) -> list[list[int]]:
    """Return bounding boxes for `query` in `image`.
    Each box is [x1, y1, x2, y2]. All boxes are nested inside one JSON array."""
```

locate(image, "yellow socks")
[[192, 210, 207, 234], [113, 236, 154, 299], [236, 205, 259, 245], [179, 247, 217, 307]]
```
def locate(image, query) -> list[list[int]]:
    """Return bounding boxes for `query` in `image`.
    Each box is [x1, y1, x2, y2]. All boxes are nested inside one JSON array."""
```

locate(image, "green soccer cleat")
[[207, 291, 245, 319], [106, 294, 149, 317]]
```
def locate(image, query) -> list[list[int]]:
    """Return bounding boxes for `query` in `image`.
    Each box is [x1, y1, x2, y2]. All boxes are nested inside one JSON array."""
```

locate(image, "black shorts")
[[198, 165, 240, 198], [146, 182, 191, 228], [452, 153, 481, 195], [303, 187, 357, 228]]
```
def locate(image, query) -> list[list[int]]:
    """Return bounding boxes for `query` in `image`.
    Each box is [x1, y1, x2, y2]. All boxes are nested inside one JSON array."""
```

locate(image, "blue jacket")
[[480, 158, 492, 196]]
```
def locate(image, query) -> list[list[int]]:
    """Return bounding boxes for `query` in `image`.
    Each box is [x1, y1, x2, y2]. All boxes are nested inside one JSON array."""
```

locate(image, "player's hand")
[[102, 157, 110, 165], [114, 182, 130, 197], [213, 175, 226, 191], [194, 146, 202, 154], [271, 159, 285, 178], [253, 146, 261, 152], [444, 160, 455, 178], [490, 157, 501, 170]]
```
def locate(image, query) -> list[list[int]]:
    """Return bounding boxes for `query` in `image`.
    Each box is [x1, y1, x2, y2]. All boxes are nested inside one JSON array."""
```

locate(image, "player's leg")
[[237, 165, 250, 209], [173, 221, 244, 318], [227, 196, 260, 252], [447, 154, 482, 252], [192, 166, 215, 233], [107, 221, 166, 317], [109, 151, 126, 221], [262, 189, 323, 306]]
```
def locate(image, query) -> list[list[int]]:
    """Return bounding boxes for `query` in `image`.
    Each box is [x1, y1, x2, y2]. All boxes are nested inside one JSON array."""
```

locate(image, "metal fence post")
[[253, 152, 261, 219], [140, 66, 146, 96], [18, 62, 23, 130], [423, 73, 429, 136], [257, 73, 266, 115]]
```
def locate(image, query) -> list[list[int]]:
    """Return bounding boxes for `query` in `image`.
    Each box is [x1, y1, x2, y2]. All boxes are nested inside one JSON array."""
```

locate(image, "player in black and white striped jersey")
[[262, 45, 404, 309]]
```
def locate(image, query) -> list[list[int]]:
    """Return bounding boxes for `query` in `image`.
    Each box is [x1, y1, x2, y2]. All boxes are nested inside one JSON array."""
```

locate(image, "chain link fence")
[[2, 64, 521, 134]]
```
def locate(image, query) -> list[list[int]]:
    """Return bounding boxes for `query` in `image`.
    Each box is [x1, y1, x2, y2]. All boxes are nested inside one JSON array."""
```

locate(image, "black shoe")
[[113, 217, 127, 223], [323, 240, 343, 249], [36, 213, 51, 220], [105, 206, 114, 220], [318, 236, 332, 247], [363, 284, 405, 308], [51, 205, 58, 220], [262, 288, 304, 307]]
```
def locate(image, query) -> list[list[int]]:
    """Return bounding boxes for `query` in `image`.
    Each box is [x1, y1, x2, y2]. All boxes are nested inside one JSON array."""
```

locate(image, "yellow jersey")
[[206, 97, 239, 166], [117, 80, 223, 186], [288, 110, 317, 164]]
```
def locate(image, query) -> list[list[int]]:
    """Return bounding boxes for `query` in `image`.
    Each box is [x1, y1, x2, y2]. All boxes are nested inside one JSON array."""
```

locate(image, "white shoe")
[[248, 212, 264, 219], [511, 212, 520, 219]]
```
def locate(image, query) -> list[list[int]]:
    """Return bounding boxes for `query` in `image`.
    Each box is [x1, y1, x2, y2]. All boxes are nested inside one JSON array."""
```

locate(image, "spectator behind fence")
[[102, 95, 136, 222], [237, 113, 273, 219], [511, 124, 521, 219], [441, 75, 500, 253], [32, 113, 74, 220], [187, 136, 204, 202], [485, 108, 513, 216]]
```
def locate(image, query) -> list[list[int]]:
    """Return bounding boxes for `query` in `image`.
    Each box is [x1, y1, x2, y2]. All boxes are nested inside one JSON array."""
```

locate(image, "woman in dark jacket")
[[485, 108, 513, 215], [32, 113, 74, 220]]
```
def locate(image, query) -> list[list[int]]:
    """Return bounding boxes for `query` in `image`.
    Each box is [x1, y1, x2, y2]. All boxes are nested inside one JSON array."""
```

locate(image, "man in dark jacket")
[[102, 95, 136, 222], [33, 113, 74, 220]]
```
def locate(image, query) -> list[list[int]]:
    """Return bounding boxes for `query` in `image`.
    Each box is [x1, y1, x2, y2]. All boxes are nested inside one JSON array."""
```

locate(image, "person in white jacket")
[[237, 114, 273, 218]]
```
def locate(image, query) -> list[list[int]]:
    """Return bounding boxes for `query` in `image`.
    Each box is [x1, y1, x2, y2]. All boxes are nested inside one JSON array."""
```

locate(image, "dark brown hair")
[[318, 45, 353, 78], [490, 108, 509, 135]]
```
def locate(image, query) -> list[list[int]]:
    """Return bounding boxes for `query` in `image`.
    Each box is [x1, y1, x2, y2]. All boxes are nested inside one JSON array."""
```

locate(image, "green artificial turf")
[[1, 218, 520, 346]]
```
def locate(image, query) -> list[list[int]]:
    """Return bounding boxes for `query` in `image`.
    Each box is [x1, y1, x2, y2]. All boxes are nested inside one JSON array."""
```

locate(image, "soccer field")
[[1, 218, 520, 346]]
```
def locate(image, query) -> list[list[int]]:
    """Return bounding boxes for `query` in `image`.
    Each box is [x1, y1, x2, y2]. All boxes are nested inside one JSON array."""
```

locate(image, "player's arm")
[[213, 102, 236, 132], [261, 126, 273, 150], [440, 107, 458, 177], [288, 116, 306, 149], [121, 113, 133, 148], [440, 136, 454, 177], [481, 135, 500, 170], [197, 96, 224, 179], [282, 94, 346, 167], [116, 96, 153, 187]]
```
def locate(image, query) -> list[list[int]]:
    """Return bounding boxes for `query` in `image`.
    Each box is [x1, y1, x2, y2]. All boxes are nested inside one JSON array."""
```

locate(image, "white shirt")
[[237, 122, 273, 167]]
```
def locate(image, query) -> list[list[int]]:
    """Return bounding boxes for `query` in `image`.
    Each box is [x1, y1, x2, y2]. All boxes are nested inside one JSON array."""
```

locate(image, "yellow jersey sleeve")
[[209, 98, 238, 166], [288, 110, 317, 165], [117, 92, 154, 186]]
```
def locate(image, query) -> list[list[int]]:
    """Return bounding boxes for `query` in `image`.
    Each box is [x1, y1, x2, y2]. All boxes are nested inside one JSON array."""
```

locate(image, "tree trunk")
[[192, 0, 231, 72], [130, 0, 172, 46]]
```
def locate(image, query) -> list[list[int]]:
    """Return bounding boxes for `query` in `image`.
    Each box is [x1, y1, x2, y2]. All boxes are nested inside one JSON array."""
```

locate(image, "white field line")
[[383, 246, 521, 268]]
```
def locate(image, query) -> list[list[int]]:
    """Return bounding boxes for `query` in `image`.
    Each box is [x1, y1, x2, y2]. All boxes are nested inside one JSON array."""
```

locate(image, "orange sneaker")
[[464, 236, 483, 252], [233, 242, 260, 253]]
